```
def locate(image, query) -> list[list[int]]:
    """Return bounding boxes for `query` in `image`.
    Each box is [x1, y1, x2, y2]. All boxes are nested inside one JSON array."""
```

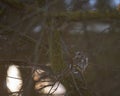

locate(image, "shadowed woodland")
[[0, 0, 120, 96]]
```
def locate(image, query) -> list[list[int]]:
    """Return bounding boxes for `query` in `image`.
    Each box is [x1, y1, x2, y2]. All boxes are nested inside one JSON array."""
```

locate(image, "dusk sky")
[[65, 0, 120, 6]]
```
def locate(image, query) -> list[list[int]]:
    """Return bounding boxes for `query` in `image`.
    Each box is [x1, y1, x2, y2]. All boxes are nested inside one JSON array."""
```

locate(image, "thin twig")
[[70, 71, 83, 96]]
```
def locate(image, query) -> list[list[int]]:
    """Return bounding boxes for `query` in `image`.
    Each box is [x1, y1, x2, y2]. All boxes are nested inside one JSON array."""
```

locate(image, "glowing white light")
[[6, 66, 66, 95], [6, 65, 22, 92], [43, 82, 66, 95]]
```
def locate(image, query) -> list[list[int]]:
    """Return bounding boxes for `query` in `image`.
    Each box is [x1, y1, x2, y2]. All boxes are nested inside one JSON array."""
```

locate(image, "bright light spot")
[[34, 69, 66, 95], [43, 82, 66, 95], [114, 0, 120, 5], [89, 0, 96, 6], [6, 66, 66, 95], [33, 25, 42, 33], [6, 65, 22, 92]]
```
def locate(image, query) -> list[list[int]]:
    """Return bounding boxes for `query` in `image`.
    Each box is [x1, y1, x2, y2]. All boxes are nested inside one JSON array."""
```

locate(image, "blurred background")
[[0, 0, 120, 96]]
